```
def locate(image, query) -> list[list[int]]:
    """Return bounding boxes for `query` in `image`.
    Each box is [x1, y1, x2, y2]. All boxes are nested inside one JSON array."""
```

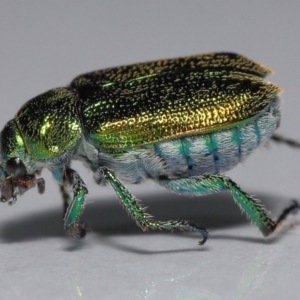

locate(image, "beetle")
[[0, 52, 298, 245]]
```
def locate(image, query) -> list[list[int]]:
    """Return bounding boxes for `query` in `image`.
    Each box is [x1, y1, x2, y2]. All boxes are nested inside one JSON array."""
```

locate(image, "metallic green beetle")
[[0, 52, 298, 245]]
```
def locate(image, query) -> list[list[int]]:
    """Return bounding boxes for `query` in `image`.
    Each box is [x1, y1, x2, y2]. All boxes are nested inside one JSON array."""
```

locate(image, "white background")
[[1, 1, 300, 299]]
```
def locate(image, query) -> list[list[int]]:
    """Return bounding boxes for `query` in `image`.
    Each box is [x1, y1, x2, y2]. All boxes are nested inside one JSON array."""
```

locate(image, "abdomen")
[[94, 98, 280, 183]]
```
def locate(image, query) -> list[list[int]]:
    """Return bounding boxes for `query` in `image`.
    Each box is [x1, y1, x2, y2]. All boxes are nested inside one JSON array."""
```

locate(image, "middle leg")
[[94, 167, 208, 245]]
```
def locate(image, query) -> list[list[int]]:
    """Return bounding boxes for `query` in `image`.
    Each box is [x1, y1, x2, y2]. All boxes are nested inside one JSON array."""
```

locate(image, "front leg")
[[52, 166, 88, 238], [60, 184, 71, 218]]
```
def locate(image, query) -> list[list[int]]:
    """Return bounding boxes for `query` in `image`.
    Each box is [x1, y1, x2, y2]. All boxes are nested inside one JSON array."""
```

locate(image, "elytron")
[[0, 52, 298, 245]]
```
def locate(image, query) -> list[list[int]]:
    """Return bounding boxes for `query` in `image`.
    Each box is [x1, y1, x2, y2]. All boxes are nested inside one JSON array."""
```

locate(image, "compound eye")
[[6, 157, 27, 178]]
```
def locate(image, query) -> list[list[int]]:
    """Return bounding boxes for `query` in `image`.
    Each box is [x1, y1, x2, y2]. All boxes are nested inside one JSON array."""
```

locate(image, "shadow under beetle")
[[0, 52, 299, 245]]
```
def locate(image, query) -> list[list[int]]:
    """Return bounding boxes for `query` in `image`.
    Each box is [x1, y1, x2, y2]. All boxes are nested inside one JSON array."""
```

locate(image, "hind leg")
[[271, 134, 300, 149], [158, 174, 299, 236]]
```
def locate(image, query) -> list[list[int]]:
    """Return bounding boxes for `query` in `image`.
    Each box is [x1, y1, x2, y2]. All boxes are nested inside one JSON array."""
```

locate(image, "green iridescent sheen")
[[71, 52, 272, 87], [1, 52, 297, 244], [66, 189, 86, 225], [14, 88, 82, 160], [161, 174, 275, 235], [0, 121, 28, 162], [3, 53, 280, 159], [70, 53, 279, 151], [103, 168, 208, 243]]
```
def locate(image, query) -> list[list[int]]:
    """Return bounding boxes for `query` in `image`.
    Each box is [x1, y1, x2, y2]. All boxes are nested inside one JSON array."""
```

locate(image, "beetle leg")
[[63, 167, 88, 238], [271, 134, 300, 149], [158, 174, 299, 237], [94, 167, 208, 245], [52, 166, 72, 217], [52, 166, 88, 238], [60, 184, 71, 218]]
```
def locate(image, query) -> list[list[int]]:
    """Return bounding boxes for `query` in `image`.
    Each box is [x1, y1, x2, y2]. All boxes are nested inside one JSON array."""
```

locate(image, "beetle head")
[[0, 120, 45, 204]]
